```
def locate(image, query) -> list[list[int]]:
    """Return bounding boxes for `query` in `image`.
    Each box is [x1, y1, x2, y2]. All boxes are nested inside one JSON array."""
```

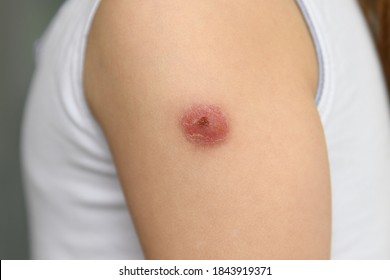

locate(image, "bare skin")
[[84, 0, 331, 259]]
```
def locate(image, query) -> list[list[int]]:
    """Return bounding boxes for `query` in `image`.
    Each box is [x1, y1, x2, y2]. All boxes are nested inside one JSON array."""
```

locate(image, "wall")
[[0, 0, 64, 259]]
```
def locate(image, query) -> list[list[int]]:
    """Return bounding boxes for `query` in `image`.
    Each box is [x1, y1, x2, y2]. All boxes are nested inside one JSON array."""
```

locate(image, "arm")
[[84, 0, 331, 259]]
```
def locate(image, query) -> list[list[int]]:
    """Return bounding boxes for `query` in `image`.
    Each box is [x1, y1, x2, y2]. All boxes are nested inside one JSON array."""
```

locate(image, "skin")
[[84, 0, 331, 259]]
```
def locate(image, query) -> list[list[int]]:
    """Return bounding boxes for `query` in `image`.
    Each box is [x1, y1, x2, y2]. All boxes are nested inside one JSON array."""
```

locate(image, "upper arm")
[[84, 0, 331, 259]]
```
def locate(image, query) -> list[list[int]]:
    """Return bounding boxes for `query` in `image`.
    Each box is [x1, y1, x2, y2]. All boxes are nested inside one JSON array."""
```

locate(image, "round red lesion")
[[180, 104, 229, 147]]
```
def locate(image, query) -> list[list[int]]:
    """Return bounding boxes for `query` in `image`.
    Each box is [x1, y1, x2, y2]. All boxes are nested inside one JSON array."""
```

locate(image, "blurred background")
[[0, 0, 64, 259]]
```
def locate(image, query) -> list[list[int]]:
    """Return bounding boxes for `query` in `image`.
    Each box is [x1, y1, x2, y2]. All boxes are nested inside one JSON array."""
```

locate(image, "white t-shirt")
[[22, 0, 390, 259]]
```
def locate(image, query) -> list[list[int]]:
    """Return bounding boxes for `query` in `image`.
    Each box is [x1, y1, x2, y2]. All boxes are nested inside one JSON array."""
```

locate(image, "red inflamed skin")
[[180, 104, 229, 147]]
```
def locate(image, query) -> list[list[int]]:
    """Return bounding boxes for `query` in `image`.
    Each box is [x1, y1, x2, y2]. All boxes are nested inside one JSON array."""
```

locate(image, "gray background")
[[0, 0, 64, 259]]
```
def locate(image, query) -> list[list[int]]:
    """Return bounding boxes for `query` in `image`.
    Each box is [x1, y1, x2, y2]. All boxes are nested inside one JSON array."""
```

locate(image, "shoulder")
[[85, 0, 318, 102]]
